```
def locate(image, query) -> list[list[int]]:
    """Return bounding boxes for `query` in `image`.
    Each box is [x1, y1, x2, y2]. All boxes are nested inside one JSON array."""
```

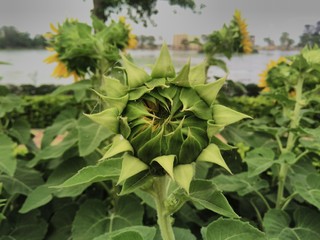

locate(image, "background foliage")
[[1, 4, 319, 239]]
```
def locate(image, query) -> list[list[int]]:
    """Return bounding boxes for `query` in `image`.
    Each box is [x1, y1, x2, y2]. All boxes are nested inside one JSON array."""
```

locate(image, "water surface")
[[0, 49, 299, 86]]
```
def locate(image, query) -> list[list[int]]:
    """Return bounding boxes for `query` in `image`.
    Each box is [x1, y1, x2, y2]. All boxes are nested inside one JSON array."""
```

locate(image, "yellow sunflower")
[[234, 10, 253, 54], [258, 56, 288, 92], [119, 16, 138, 49], [44, 52, 80, 81], [43, 22, 80, 82]]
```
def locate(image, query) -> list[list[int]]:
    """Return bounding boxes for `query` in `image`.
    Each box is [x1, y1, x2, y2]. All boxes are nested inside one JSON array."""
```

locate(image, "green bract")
[[86, 44, 250, 193], [44, 16, 135, 79]]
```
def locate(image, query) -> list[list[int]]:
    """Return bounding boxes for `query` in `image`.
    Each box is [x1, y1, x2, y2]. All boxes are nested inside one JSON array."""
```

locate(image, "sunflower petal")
[[44, 53, 58, 64], [50, 23, 59, 33]]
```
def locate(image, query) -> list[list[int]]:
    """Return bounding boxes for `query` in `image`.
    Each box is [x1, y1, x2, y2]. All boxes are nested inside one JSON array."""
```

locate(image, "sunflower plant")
[[263, 46, 319, 203], [258, 50, 319, 94], [200, 10, 253, 74], [44, 16, 137, 84], [258, 56, 289, 92], [231, 10, 253, 54], [213, 46, 320, 238], [55, 43, 251, 240]]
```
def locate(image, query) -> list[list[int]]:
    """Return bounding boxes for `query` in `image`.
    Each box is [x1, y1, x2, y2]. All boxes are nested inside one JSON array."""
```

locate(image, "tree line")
[[0, 26, 47, 49], [0, 25, 158, 50], [263, 21, 320, 50], [263, 32, 295, 50], [299, 21, 320, 47]]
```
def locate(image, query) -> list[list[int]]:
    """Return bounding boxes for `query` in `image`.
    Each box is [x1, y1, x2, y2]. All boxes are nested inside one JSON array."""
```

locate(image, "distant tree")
[[137, 35, 148, 49], [304, 24, 315, 35], [146, 35, 156, 49], [0, 26, 31, 48], [137, 35, 156, 49], [299, 22, 320, 47], [31, 35, 47, 48], [286, 38, 295, 49], [0, 26, 46, 49], [299, 33, 320, 47], [91, 0, 198, 26], [279, 32, 294, 50], [263, 37, 275, 48], [280, 32, 289, 49], [315, 21, 320, 34], [181, 38, 189, 50]]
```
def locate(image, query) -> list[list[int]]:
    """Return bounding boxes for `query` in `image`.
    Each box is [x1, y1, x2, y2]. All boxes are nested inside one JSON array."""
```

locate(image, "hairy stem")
[[281, 192, 298, 210], [276, 76, 304, 209], [153, 176, 175, 240], [250, 199, 263, 231], [254, 190, 271, 210], [276, 163, 289, 209], [0, 194, 17, 224]]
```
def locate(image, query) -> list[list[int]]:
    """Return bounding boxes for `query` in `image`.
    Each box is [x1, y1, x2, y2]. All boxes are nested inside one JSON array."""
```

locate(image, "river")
[[0, 49, 299, 86]]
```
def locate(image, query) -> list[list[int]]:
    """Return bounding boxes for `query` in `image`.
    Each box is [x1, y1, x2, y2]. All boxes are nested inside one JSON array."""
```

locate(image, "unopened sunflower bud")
[[86, 43, 251, 193]]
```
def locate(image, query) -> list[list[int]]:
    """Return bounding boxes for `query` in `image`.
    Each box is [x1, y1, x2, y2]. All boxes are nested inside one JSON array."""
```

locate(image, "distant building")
[[172, 34, 201, 51]]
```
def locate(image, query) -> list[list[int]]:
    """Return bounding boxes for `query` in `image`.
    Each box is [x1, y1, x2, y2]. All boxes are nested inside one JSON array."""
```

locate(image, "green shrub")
[[20, 95, 82, 128], [4, 84, 59, 95]]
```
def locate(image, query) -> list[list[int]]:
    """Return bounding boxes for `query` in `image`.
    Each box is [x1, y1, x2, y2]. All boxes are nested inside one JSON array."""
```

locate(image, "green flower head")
[[86, 44, 250, 193]]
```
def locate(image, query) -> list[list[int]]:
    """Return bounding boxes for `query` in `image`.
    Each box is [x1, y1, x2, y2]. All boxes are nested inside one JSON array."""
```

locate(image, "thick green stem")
[[93, 61, 107, 90], [153, 176, 175, 240], [276, 76, 304, 209], [276, 163, 289, 209], [285, 78, 304, 151]]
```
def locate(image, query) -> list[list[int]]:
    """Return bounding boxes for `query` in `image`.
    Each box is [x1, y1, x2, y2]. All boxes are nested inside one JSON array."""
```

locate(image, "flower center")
[[123, 85, 210, 171]]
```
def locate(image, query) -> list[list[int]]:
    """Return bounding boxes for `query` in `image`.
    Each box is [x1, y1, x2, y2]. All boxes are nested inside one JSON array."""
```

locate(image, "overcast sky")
[[1, 0, 320, 45]]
